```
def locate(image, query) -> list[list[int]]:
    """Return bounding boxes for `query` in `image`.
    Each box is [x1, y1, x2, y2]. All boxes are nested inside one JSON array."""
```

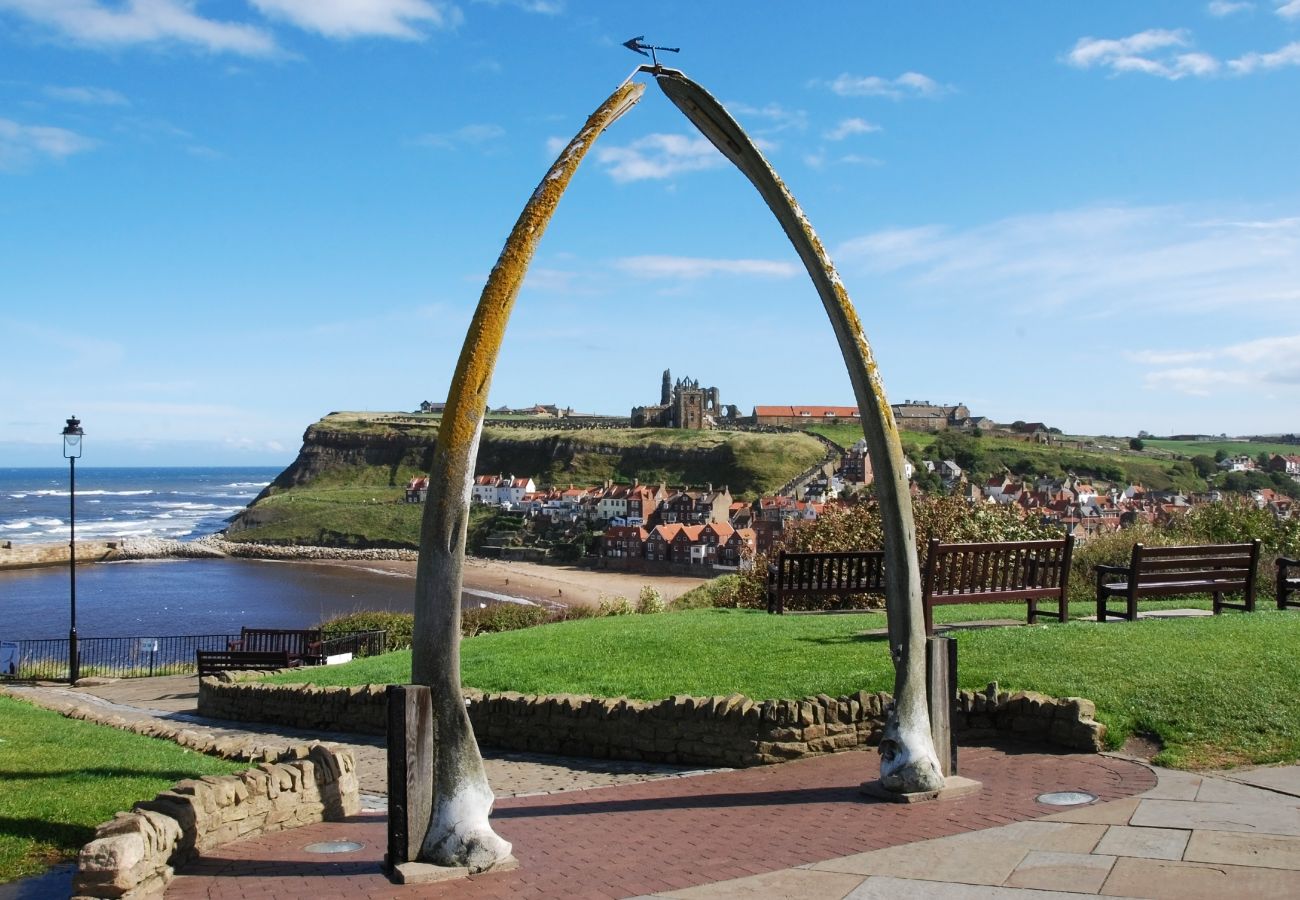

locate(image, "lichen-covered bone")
[[411, 79, 645, 868], [653, 68, 943, 794]]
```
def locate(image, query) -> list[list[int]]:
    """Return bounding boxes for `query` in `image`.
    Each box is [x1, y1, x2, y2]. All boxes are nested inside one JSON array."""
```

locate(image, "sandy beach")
[[321, 556, 711, 609]]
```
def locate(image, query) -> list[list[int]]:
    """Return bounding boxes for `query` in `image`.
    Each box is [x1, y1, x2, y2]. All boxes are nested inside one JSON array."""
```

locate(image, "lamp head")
[[62, 416, 83, 459]]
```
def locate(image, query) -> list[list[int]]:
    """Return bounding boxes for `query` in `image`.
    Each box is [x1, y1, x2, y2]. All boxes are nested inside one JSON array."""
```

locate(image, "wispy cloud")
[[593, 133, 726, 183], [835, 205, 1300, 317], [0, 0, 277, 56], [1207, 1, 1254, 16], [248, 0, 462, 40], [817, 71, 948, 100], [1278, 0, 1300, 19], [412, 123, 504, 149], [0, 117, 97, 170], [726, 102, 808, 133], [1067, 26, 1300, 78], [472, 0, 563, 13], [824, 117, 881, 141], [43, 84, 129, 106], [1066, 29, 1221, 79], [1134, 334, 1300, 395], [614, 256, 799, 280], [1228, 41, 1300, 73]]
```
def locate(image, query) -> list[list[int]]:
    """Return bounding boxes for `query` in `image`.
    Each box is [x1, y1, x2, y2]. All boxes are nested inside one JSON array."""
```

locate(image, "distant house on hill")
[[751, 401, 973, 432]]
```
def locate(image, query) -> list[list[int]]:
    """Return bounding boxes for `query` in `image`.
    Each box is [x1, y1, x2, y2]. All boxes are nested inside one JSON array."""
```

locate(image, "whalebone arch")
[[409, 67, 940, 872]]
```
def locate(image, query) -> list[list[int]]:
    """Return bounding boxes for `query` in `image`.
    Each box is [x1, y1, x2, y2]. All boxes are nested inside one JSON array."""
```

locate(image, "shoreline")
[[0, 537, 712, 610]]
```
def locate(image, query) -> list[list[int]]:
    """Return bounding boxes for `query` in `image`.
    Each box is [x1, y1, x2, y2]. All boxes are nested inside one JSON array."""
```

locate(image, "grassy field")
[[268, 606, 1300, 770], [1144, 438, 1299, 458], [0, 695, 246, 884]]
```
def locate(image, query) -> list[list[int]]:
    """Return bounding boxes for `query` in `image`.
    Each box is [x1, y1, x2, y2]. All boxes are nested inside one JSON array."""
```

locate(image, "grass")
[[0, 695, 246, 884], [267, 606, 1300, 769], [1144, 438, 1299, 458]]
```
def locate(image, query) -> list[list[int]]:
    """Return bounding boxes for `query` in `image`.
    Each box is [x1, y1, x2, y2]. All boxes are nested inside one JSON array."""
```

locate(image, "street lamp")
[[62, 416, 83, 683]]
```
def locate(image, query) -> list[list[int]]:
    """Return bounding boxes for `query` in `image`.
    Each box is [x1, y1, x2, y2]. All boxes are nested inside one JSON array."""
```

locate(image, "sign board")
[[0, 641, 19, 677], [139, 639, 160, 653]]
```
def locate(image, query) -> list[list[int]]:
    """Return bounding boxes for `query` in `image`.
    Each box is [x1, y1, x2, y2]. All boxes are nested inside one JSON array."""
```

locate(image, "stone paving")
[[5, 675, 1300, 898]]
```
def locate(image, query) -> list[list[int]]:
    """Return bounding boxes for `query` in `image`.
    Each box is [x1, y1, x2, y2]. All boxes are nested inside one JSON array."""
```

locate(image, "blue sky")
[[2, 1, 1298, 466]]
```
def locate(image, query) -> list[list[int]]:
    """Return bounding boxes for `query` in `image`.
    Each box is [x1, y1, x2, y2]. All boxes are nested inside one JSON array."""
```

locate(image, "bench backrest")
[[769, 550, 886, 597], [1128, 541, 1259, 589], [923, 537, 1075, 602], [239, 627, 322, 655]]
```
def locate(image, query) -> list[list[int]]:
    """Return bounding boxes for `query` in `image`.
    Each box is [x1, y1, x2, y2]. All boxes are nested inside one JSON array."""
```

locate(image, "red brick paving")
[[167, 743, 1155, 900]]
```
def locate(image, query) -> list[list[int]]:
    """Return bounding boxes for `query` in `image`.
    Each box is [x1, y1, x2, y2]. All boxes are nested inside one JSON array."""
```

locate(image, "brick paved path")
[[167, 744, 1154, 900]]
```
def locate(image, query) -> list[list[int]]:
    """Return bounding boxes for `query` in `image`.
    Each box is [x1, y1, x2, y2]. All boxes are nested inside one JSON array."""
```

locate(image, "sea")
[[0, 467, 424, 642]]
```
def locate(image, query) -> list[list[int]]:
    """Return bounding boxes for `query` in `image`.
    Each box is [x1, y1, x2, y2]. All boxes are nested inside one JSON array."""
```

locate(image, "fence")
[[0, 630, 388, 682]]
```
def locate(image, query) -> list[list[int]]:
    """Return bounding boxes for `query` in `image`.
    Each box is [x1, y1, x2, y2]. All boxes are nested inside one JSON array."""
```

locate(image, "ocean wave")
[[224, 482, 268, 489]]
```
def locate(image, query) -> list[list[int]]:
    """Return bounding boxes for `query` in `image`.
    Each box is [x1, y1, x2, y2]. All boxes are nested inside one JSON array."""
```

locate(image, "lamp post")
[[62, 416, 83, 684]]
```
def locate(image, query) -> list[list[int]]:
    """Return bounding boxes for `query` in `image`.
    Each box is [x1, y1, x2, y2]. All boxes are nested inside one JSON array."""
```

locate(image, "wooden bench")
[[228, 627, 323, 665], [921, 537, 1075, 636], [1278, 557, 1299, 610], [1095, 540, 1261, 622], [196, 649, 293, 677], [766, 549, 885, 614]]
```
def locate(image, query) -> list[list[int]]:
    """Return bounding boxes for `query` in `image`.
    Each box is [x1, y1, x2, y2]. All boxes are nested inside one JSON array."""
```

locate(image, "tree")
[[1191, 455, 1217, 478], [1129, 438, 1145, 451]]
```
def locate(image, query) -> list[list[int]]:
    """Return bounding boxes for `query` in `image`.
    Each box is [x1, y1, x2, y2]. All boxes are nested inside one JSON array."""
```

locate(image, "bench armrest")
[[227, 639, 244, 651], [1094, 564, 1129, 578], [1277, 557, 1300, 567]]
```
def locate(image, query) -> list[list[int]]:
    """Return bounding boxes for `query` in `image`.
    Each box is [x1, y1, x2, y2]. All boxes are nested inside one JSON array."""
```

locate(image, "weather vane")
[[623, 36, 680, 68]]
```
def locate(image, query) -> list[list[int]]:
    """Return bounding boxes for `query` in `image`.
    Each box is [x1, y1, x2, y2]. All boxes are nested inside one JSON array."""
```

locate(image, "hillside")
[[224, 412, 828, 547]]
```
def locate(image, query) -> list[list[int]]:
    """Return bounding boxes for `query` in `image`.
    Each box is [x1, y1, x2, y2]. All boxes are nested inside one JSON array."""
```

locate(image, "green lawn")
[[0, 695, 246, 884], [269, 607, 1300, 770]]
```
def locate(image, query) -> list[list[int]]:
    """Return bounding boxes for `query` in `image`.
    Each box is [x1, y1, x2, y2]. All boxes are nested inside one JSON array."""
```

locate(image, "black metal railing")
[[1, 630, 388, 682]]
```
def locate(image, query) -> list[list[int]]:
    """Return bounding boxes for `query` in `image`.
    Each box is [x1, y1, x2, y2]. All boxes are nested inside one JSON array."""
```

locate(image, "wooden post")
[[926, 636, 957, 777], [386, 685, 433, 871]]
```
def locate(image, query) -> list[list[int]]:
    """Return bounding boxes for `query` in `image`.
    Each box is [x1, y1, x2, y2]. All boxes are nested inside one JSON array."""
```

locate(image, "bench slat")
[[1127, 542, 1256, 559], [1131, 555, 1255, 572]]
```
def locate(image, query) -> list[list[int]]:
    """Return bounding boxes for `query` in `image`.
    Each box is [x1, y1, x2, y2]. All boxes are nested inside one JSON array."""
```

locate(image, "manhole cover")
[[1035, 790, 1098, 806], [303, 840, 364, 854]]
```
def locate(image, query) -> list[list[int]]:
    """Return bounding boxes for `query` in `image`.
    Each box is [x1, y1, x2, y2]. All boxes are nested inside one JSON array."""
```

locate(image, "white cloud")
[[472, 0, 562, 13], [1207, 1, 1254, 15], [1137, 334, 1300, 395], [0, 117, 97, 170], [1066, 29, 1224, 79], [1278, 0, 1300, 19], [820, 71, 947, 100], [836, 206, 1300, 317], [824, 117, 881, 141], [43, 84, 129, 106], [0, 0, 277, 55], [614, 256, 799, 280], [248, 0, 461, 40], [412, 123, 504, 148], [1228, 40, 1300, 72], [593, 133, 726, 183]]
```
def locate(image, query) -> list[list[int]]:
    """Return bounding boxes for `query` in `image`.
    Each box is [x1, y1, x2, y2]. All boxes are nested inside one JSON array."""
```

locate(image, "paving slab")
[[1093, 824, 1189, 860], [809, 837, 1030, 884], [1130, 798, 1300, 835], [646, 867, 867, 899], [1101, 856, 1300, 899], [1138, 767, 1202, 801], [1038, 797, 1139, 826], [975, 821, 1108, 854], [1184, 829, 1300, 870], [843, 875, 1105, 898], [1003, 850, 1115, 893], [1193, 775, 1299, 805], [1225, 766, 1300, 799]]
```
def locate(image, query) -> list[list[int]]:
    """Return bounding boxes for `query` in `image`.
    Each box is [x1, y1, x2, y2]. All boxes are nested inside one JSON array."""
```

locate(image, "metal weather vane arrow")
[[623, 35, 680, 67]]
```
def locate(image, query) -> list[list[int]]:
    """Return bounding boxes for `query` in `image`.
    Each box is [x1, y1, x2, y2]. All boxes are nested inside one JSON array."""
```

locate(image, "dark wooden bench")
[[228, 627, 323, 665], [921, 537, 1075, 635], [1277, 557, 1299, 610], [1095, 540, 1261, 622], [766, 549, 885, 614], [196, 649, 293, 677]]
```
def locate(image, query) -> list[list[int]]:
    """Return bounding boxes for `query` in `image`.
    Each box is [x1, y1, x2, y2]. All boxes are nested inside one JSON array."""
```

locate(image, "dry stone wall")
[[199, 677, 1105, 767], [73, 744, 359, 900]]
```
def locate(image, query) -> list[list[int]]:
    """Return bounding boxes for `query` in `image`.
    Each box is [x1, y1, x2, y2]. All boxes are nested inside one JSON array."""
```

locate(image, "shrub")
[[597, 595, 635, 616], [670, 574, 745, 610], [320, 611, 415, 653], [637, 585, 666, 614], [461, 602, 551, 637]]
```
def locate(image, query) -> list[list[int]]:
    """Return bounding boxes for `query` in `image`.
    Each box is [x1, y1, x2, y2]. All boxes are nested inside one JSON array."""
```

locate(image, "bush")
[[637, 585, 666, 614], [670, 575, 745, 610], [320, 611, 415, 653], [461, 602, 551, 637], [597, 595, 635, 616]]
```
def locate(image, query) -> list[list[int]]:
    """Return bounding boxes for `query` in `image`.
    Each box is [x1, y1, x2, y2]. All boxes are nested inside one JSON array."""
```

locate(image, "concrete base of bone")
[[389, 855, 519, 885], [859, 775, 982, 804]]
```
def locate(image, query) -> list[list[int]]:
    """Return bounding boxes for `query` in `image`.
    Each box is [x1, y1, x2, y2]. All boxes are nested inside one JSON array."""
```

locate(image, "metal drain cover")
[[303, 840, 364, 854], [1036, 790, 1098, 806]]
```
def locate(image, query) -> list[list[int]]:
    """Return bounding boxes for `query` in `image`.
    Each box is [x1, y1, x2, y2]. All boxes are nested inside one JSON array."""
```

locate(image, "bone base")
[[389, 855, 519, 884], [859, 776, 982, 804]]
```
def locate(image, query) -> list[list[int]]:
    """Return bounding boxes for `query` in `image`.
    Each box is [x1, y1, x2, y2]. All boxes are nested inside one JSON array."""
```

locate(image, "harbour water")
[[0, 467, 422, 642]]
